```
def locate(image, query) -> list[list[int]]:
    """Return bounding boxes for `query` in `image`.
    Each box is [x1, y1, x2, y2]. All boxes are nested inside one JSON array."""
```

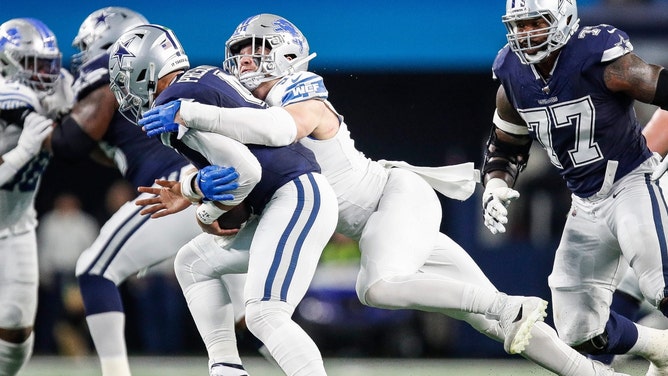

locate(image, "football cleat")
[[499, 296, 548, 354]]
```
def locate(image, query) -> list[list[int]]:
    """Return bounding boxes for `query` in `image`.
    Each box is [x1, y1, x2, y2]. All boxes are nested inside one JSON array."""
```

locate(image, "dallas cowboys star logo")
[[95, 12, 111, 27], [111, 37, 136, 67], [615, 34, 631, 53]]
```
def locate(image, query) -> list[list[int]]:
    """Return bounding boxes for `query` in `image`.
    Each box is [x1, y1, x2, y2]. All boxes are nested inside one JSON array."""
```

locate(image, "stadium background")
[[4, 0, 668, 363]]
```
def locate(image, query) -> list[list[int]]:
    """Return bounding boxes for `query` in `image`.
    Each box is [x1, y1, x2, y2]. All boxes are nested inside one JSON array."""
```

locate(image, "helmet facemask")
[[0, 18, 62, 93], [503, 0, 579, 65], [109, 62, 156, 124], [108, 24, 189, 125], [223, 14, 316, 91]]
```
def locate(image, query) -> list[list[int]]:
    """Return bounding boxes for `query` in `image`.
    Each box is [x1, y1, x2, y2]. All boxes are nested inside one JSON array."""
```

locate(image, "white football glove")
[[652, 156, 668, 181], [482, 178, 520, 235], [2, 112, 53, 169]]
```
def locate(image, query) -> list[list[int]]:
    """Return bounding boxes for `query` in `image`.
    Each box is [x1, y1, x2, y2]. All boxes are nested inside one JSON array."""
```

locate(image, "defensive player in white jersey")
[[480, 0, 668, 374], [41, 8, 245, 376], [0, 17, 73, 375], [109, 24, 338, 376], [140, 13, 628, 376]]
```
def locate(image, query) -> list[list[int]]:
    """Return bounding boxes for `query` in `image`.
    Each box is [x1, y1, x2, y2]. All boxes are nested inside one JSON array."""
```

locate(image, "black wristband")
[[0, 107, 32, 127], [652, 69, 668, 110]]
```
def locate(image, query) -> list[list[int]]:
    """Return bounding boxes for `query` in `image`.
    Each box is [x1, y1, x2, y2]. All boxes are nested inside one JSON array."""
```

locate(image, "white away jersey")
[[266, 71, 389, 238], [0, 80, 50, 234]]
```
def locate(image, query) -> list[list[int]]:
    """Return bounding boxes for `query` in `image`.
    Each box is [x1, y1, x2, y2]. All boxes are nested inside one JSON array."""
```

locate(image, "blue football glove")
[[139, 100, 182, 137], [196, 165, 239, 201]]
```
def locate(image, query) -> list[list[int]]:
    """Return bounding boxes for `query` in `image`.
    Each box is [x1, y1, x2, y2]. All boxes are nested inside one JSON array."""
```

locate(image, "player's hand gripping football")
[[481, 178, 519, 234], [139, 100, 182, 137]]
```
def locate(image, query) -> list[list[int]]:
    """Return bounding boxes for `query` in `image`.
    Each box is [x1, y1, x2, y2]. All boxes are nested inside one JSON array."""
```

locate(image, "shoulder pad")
[[0, 80, 43, 113], [575, 24, 633, 63], [266, 71, 328, 107]]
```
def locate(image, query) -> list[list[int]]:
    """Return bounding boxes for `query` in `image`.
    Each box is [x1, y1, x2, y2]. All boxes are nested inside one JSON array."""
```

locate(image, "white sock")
[[86, 312, 131, 376], [0, 333, 33, 376], [522, 322, 602, 376]]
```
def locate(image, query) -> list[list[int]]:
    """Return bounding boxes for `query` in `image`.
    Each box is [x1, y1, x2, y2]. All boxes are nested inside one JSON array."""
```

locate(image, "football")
[[217, 201, 251, 229]]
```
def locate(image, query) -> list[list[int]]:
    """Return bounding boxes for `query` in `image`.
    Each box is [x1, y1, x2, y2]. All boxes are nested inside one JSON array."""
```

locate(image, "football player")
[[48, 8, 242, 376], [108, 24, 338, 376], [0, 17, 72, 375], [480, 0, 668, 374], [140, 13, 628, 376]]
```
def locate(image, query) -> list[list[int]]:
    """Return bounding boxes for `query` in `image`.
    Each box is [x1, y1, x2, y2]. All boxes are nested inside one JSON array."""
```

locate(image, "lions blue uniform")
[[494, 25, 668, 346]]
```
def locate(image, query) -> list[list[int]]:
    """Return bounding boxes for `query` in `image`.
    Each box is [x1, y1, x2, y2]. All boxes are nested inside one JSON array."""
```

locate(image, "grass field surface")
[[20, 355, 650, 376]]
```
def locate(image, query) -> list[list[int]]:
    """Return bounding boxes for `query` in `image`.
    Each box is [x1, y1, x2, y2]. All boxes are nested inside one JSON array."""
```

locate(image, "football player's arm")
[[482, 85, 532, 187], [49, 85, 116, 165], [139, 101, 304, 146], [643, 109, 668, 157], [604, 53, 667, 108], [0, 111, 54, 184], [480, 85, 531, 234]]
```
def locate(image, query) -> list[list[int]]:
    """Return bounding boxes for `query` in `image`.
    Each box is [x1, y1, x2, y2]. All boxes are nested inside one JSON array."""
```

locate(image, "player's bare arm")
[[643, 109, 668, 156], [604, 53, 664, 103], [485, 85, 532, 187], [70, 85, 118, 140], [283, 99, 339, 140]]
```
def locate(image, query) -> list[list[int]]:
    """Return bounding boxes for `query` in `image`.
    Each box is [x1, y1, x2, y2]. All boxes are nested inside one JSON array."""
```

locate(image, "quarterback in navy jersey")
[[48, 8, 247, 376], [481, 0, 668, 373], [109, 24, 338, 376]]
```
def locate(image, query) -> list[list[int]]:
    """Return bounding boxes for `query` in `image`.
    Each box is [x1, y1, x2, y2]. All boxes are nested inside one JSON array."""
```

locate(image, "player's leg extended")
[[0, 230, 38, 376], [244, 173, 337, 376], [174, 231, 252, 376], [448, 311, 627, 376], [609, 172, 668, 374], [354, 169, 546, 353], [549, 181, 668, 375], [75, 191, 200, 376]]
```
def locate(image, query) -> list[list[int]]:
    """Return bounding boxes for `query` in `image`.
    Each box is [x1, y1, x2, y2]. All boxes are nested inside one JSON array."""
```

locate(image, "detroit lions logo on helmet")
[[0, 27, 21, 50], [273, 18, 305, 54]]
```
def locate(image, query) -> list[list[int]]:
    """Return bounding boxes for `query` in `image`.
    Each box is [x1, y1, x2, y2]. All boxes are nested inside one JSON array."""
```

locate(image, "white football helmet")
[[108, 24, 189, 124], [71, 7, 148, 72], [223, 14, 316, 91], [503, 0, 580, 64], [0, 18, 62, 92]]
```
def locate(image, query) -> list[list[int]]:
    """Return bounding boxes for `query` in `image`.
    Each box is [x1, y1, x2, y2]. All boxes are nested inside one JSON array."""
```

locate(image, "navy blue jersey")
[[155, 65, 320, 213], [73, 53, 187, 188], [493, 24, 652, 197]]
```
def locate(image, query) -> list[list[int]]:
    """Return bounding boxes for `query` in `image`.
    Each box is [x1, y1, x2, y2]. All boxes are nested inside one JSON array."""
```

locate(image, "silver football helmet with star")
[[0, 18, 62, 92], [503, 0, 580, 64], [108, 24, 189, 124], [71, 7, 148, 72], [223, 14, 316, 91]]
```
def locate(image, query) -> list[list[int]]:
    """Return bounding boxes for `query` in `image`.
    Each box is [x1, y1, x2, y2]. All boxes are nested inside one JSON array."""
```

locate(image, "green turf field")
[[20, 355, 650, 376]]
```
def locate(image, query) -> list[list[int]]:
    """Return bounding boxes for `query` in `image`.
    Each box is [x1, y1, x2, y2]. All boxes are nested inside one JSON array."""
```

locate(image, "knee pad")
[[0, 303, 28, 329], [571, 331, 609, 355], [244, 301, 292, 335]]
